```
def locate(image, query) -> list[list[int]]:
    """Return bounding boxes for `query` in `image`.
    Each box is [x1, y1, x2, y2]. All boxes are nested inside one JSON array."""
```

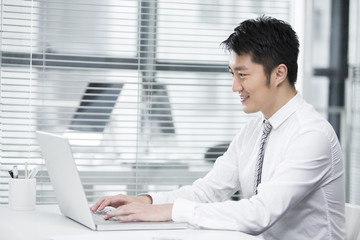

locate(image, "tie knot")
[[263, 120, 272, 134]]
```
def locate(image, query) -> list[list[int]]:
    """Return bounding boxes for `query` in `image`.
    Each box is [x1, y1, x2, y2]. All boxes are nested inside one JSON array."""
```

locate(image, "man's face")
[[228, 52, 276, 118]]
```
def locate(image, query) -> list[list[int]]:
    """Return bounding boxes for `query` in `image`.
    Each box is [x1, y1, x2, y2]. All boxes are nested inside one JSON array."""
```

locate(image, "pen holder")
[[8, 178, 36, 211]]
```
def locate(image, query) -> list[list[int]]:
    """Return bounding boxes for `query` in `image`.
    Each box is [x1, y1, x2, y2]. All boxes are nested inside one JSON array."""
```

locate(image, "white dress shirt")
[[150, 94, 346, 240]]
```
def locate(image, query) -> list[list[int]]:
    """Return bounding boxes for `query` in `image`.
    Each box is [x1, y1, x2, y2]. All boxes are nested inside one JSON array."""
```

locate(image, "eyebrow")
[[228, 66, 248, 71]]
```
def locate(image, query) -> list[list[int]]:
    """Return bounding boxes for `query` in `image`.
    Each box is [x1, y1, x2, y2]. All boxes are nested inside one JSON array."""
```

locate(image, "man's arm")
[[104, 202, 173, 222], [150, 137, 242, 205]]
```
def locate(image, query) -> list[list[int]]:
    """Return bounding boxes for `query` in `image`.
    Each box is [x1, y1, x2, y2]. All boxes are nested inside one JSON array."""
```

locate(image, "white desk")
[[0, 205, 260, 240]]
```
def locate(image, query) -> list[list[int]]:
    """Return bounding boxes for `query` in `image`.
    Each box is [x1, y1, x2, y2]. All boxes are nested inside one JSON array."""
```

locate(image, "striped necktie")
[[254, 120, 272, 195]]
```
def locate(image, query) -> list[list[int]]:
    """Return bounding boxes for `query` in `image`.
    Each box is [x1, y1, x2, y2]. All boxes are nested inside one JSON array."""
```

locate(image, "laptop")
[[36, 131, 188, 231]]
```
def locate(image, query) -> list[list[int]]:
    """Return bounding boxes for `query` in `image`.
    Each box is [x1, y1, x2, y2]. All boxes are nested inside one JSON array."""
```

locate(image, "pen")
[[28, 167, 39, 179], [12, 166, 18, 179]]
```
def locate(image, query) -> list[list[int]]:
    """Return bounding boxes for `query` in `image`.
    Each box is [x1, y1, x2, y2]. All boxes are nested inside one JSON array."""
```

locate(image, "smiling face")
[[228, 52, 281, 119]]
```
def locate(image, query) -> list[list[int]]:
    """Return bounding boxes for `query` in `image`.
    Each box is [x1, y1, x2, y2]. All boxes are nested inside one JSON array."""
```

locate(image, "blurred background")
[[0, 0, 359, 205]]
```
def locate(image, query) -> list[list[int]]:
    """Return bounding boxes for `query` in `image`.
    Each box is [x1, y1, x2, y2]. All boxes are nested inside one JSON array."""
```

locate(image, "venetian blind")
[[0, 0, 295, 204]]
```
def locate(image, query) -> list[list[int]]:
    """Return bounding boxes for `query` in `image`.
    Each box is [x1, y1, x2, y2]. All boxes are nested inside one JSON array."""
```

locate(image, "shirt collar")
[[265, 92, 303, 130]]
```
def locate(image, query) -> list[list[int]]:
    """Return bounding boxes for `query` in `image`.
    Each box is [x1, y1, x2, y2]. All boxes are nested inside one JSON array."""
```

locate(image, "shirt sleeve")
[[171, 131, 336, 234], [150, 134, 242, 205]]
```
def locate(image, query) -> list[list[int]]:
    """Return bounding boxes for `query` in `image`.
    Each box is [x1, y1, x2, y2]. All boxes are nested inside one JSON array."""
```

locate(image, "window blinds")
[[0, 0, 295, 204]]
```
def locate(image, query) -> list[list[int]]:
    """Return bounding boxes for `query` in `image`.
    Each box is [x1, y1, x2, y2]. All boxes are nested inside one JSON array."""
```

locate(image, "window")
[[0, 0, 296, 204]]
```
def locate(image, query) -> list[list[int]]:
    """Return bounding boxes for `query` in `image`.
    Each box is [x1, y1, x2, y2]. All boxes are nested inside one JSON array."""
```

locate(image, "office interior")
[[0, 0, 359, 207]]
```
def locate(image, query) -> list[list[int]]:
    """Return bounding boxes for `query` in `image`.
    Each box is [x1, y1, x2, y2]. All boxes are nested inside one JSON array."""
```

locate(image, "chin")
[[242, 107, 258, 114]]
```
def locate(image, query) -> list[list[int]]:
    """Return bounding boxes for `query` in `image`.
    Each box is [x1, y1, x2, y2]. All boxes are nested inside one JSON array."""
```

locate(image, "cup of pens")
[[8, 164, 38, 211]]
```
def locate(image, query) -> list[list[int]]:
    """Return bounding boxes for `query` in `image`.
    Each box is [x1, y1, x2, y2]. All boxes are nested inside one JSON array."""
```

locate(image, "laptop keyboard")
[[92, 209, 120, 222]]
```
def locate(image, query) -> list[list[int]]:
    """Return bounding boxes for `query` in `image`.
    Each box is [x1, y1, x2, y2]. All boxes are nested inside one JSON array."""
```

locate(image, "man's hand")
[[90, 194, 152, 212], [104, 202, 173, 222]]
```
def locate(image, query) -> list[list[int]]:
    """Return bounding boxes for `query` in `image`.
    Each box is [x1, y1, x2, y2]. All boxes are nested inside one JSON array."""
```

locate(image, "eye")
[[238, 72, 248, 78]]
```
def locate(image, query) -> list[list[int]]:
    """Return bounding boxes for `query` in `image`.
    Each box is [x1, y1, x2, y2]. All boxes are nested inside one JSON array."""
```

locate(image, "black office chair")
[[70, 82, 123, 132]]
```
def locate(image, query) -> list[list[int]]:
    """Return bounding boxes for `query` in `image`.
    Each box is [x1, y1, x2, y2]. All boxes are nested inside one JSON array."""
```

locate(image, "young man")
[[91, 16, 346, 239]]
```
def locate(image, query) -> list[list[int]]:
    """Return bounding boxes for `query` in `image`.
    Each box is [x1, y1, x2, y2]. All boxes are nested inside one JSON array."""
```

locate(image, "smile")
[[240, 95, 249, 102]]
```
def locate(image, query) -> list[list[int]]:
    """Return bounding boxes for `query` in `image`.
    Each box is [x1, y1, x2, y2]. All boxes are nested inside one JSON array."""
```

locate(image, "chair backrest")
[[70, 82, 123, 132], [345, 203, 360, 240]]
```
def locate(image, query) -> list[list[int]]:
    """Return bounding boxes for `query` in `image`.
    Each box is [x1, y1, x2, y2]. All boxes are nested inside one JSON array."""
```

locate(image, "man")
[[91, 16, 346, 239]]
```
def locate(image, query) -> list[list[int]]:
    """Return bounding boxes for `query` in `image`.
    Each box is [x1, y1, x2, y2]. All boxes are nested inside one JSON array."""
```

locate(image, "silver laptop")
[[36, 131, 187, 231]]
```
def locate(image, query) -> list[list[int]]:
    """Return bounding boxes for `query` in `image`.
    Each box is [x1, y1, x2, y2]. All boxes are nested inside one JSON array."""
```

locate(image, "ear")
[[272, 64, 288, 87]]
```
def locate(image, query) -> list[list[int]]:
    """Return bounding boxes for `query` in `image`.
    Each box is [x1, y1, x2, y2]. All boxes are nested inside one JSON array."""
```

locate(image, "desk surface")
[[0, 205, 260, 240]]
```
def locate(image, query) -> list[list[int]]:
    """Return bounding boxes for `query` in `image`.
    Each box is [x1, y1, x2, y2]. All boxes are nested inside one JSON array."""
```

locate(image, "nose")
[[232, 76, 243, 92]]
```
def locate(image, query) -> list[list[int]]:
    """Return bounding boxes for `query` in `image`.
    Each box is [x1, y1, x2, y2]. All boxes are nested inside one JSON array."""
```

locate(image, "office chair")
[[204, 142, 230, 163], [70, 82, 123, 132]]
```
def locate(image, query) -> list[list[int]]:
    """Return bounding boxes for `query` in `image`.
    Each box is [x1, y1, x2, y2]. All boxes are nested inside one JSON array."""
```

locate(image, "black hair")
[[221, 16, 299, 86]]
